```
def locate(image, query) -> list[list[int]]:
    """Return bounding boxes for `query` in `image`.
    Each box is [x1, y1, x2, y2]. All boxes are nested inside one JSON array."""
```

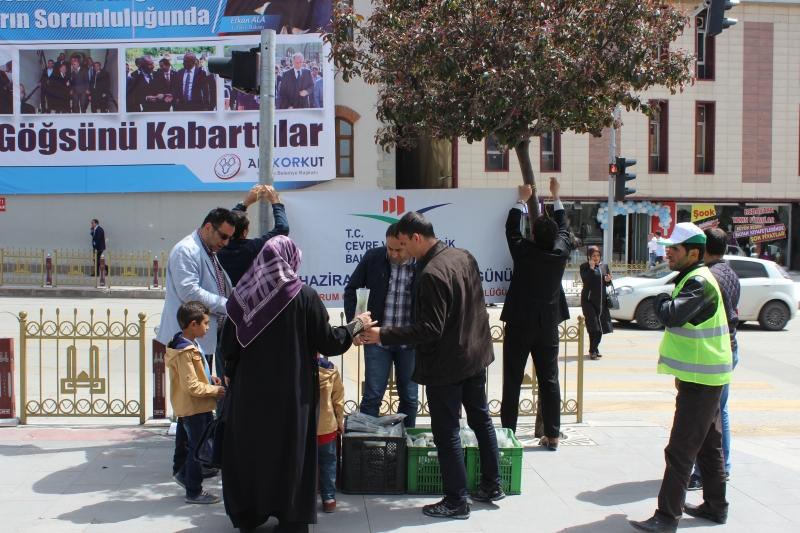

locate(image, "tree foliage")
[[327, 0, 695, 218]]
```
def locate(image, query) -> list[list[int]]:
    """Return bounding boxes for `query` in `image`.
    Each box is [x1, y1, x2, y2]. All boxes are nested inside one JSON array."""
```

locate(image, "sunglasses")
[[212, 226, 232, 241]]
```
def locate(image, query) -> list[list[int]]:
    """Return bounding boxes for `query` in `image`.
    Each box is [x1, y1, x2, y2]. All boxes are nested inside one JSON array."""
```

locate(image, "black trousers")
[[426, 370, 501, 507], [656, 379, 727, 524], [588, 331, 603, 354], [501, 324, 560, 438]]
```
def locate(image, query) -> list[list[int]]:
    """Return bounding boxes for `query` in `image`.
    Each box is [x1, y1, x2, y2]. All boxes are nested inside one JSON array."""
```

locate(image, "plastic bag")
[[388, 423, 404, 438], [344, 412, 408, 436], [460, 428, 479, 447]]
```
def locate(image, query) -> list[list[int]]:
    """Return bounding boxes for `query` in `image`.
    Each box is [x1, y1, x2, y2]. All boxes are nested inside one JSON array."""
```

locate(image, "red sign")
[[0, 198, 5, 212], [0, 339, 15, 419], [153, 340, 167, 419]]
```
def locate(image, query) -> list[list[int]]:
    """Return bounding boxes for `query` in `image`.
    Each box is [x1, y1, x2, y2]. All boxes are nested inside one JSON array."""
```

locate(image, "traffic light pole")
[[258, 29, 277, 235], [604, 105, 619, 263]]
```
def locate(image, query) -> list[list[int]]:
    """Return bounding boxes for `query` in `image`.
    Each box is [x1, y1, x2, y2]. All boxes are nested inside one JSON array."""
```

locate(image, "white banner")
[[281, 189, 518, 307]]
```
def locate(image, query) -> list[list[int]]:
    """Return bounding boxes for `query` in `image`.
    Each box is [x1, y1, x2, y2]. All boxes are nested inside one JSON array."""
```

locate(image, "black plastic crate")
[[340, 430, 407, 494]]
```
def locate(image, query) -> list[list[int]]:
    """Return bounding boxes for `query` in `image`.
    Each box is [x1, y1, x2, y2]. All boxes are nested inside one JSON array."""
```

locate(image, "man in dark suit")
[[128, 56, 163, 112], [89, 63, 110, 113], [49, 63, 72, 114], [277, 53, 314, 109], [152, 58, 178, 111], [90, 219, 107, 277], [500, 178, 570, 449], [38, 60, 56, 113], [55, 53, 67, 68], [173, 52, 211, 111], [69, 55, 90, 113]]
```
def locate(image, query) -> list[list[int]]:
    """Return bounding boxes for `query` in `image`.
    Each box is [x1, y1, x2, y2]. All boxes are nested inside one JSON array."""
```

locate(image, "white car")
[[610, 256, 797, 331]]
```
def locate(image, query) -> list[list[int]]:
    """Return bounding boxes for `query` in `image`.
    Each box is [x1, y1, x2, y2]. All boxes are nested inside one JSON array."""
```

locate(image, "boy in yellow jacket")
[[166, 301, 226, 505], [317, 356, 344, 513]]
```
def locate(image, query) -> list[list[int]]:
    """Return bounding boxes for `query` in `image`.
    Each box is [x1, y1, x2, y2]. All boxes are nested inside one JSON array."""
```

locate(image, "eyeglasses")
[[212, 226, 232, 241]]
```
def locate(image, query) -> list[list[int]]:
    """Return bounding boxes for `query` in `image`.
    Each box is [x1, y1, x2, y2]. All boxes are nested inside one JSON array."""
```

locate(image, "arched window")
[[336, 117, 354, 177]]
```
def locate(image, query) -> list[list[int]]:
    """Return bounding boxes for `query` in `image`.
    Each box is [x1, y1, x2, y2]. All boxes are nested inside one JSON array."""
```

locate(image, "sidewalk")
[[1, 422, 799, 533]]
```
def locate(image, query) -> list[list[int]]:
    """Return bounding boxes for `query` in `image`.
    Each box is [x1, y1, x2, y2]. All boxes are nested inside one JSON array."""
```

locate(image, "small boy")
[[166, 301, 226, 504], [317, 356, 344, 513]]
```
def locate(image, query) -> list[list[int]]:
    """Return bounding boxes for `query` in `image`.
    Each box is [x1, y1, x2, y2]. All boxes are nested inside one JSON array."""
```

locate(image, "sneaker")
[[422, 498, 470, 519], [470, 484, 506, 502], [185, 491, 221, 504], [687, 474, 702, 491], [173, 472, 187, 489], [322, 499, 336, 513]]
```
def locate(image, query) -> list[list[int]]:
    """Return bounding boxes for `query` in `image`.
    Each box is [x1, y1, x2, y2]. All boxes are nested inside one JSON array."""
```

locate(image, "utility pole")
[[258, 29, 277, 236], [604, 105, 620, 262]]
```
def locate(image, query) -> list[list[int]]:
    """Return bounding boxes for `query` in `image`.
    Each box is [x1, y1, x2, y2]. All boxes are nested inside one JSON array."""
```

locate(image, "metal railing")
[[0, 248, 46, 286], [18, 308, 147, 424], [562, 261, 650, 294], [106, 250, 153, 288], [337, 314, 585, 423], [55, 249, 98, 287]]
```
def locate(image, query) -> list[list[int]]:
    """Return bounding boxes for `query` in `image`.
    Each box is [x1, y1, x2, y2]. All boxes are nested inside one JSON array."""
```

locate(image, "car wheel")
[[635, 298, 663, 330], [758, 301, 789, 331]]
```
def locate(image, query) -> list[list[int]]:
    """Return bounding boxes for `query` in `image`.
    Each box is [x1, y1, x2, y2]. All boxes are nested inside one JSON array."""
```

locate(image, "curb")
[[0, 286, 166, 299]]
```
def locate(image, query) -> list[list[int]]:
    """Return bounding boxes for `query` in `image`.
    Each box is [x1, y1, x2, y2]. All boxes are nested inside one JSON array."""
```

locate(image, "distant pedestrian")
[[317, 355, 344, 514], [648, 232, 658, 268], [90, 219, 107, 276], [654, 231, 665, 265], [629, 223, 731, 533], [580, 246, 613, 360], [344, 223, 419, 428], [165, 301, 226, 505]]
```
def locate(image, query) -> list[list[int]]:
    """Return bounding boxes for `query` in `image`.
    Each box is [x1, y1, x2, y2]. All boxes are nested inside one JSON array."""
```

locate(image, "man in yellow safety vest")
[[629, 223, 732, 533]]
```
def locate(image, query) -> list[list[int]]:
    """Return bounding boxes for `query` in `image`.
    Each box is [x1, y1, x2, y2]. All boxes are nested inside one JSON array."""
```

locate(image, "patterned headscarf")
[[226, 235, 303, 347]]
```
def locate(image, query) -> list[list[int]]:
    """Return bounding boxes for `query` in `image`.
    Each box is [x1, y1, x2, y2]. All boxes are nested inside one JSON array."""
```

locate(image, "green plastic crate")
[[405, 428, 478, 493], [471, 428, 523, 495]]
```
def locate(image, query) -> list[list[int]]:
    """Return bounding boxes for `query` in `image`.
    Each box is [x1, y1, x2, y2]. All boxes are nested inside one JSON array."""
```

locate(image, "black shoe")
[[422, 498, 471, 519], [596, 352, 603, 358], [683, 502, 727, 524], [589, 352, 598, 360], [687, 474, 702, 491], [202, 467, 220, 479], [628, 515, 677, 533], [470, 484, 506, 502]]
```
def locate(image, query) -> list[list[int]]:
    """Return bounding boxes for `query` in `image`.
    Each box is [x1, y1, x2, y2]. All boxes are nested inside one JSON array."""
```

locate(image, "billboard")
[[0, 1, 335, 194], [281, 189, 517, 308]]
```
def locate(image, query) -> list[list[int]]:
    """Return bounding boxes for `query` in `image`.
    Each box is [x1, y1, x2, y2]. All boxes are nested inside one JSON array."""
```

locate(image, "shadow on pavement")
[[556, 513, 632, 532], [576, 480, 661, 505]]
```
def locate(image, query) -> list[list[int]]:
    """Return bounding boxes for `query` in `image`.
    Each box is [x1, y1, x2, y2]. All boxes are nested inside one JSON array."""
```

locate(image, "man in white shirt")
[[648, 232, 658, 268], [654, 231, 666, 265]]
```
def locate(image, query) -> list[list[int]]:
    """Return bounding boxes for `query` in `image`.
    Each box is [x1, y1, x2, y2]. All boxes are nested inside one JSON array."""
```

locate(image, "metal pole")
[[604, 105, 620, 262], [259, 29, 277, 236], [138, 312, 146, 425]]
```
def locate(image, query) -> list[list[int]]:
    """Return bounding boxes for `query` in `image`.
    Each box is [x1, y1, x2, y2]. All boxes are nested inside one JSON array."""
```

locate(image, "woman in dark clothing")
[[220, 236, 373, 533], [579, 246, 614, 360]]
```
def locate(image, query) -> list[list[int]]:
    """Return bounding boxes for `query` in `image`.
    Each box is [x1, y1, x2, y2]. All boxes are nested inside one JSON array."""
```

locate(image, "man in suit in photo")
[[0, 61, 12, 115], [49, 63, 72, 114], [55, 53, 67, 68], [89, 62, 110, 113], [313, 71, 323, 109], [128, 56, 162, 112], [38, 59, 56, 113], [153, 58, 178, 111], [85, 56, 95, 86], [277, 53, 314, 109], [70, 55, 90, 113], [90, 219, 107, 277], [500, 178, 571, 450], [173, 52, 211, 112]]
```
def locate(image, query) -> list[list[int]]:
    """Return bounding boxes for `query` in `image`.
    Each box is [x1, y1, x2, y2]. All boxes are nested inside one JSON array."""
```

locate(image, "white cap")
[[658, 223, 707, 246]]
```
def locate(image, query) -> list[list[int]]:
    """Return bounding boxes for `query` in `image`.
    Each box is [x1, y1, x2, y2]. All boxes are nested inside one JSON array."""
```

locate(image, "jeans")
[[649, 252, 657, 268], [318, 439, 337, 501], [172, 417, 189, 475], [178, 411, 214, 498], [693, 347, 738, 475], [427, 370, 501, 507], [361, 344, 418, 427]]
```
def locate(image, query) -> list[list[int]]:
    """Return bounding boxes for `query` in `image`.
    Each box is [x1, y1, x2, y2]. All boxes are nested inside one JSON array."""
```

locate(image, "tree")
[[327, 0, 694, 227]]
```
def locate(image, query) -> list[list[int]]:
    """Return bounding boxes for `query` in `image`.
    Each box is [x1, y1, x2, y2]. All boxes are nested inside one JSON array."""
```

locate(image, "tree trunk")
[[514, 139, 539, 236]]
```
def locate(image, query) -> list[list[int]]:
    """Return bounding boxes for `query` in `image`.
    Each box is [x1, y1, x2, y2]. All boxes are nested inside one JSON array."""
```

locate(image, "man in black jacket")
[[360, 212, 502, 519], [500, 178, 570, 448], [344, 224, 418, 427], [217, 185, 290, 287]]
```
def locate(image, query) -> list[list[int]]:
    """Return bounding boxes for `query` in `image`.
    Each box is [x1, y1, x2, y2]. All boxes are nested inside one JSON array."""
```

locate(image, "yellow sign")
[[691, 205, 717, 222]]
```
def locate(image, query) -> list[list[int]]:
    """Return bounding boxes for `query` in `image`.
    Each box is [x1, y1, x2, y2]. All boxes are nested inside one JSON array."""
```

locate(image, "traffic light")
[[707, 0, 738, 36], [208, 49, 260, 94], [614, 156, 636, 201]]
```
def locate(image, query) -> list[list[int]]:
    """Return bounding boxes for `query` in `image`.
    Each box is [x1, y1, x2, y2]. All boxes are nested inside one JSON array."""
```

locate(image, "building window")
[[485, 136, 509, 171], [695, 102, 715, 174], [696, 12, 715, 80], [540, 130, 561, 172], [649, 100, 668, 173], [336, 117, 354, 177]]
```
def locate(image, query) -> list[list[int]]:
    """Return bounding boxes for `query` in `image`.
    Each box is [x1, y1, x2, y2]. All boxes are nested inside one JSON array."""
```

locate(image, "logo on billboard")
[[351, 195, 450, 224], [214, 154, 242, 180]]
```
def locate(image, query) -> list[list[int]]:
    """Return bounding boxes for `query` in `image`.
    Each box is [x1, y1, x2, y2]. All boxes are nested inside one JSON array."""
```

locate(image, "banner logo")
[[214, 154, 242, 180], [352, 197, 450, 224]]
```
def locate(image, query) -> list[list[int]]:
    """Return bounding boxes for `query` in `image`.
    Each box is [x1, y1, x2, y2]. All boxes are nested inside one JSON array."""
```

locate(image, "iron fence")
[[0, 248, 46, 286], [106, 250, 153, 288]]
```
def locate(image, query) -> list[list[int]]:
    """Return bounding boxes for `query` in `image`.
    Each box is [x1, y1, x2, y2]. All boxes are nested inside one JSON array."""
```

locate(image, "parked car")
[[610, 256, 796, 331]]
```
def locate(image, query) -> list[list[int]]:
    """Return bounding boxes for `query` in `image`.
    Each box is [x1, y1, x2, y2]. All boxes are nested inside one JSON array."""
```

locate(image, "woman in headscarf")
[[220, 236, 373, 533], [579, 245, 614, 360]]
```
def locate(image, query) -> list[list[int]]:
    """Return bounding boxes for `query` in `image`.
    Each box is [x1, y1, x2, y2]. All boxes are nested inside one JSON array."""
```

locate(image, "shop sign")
[[691, 205, 717, 222], [697, 218, 719, 229], [732, 216, 775, 224], [734, 224, 763, 232], [734, 223, 786, 240], [744, 207, 775, 216]]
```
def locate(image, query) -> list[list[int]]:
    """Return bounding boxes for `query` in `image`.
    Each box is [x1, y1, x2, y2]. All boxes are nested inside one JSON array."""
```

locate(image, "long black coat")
[[580, 261, 613, 334], [220, 284, 356, 529]]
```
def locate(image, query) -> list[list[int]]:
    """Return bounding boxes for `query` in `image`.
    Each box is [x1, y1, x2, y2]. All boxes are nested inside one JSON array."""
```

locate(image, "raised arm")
[[505, 184, 536, 259]]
